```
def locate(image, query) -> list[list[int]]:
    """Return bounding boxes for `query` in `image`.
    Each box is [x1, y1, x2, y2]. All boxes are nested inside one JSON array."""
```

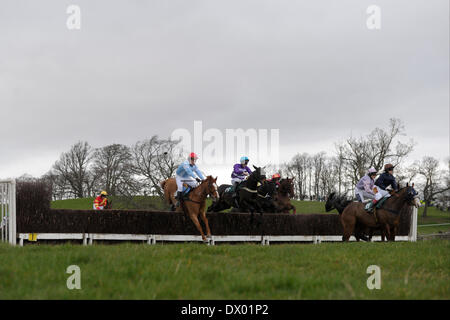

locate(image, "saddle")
[[364, 196, 389, 212], [181, 183, 193, 199]]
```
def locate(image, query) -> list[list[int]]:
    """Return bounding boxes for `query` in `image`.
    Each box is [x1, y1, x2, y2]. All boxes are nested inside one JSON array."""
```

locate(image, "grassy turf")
[[0, 240, 448, 299]]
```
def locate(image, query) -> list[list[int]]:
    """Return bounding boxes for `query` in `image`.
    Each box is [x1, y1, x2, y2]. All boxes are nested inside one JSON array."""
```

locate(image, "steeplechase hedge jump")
[[16, 181, 413, 238]]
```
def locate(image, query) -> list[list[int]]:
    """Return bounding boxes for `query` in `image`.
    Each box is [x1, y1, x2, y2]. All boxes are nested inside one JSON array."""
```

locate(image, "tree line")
[[22, 118, 448, 217]]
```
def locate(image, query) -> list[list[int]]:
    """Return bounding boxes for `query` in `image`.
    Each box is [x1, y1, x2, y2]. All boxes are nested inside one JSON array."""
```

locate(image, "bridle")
[[184, 179, 219, 205]]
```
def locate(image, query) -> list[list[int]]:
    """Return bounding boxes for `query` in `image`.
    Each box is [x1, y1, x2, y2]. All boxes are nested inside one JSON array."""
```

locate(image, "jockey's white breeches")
[[93, 205, 104, 210], [231, 177, 244, 186], [374, 188, 390, 201], [354, 188, 375, 201], [176, 174, 199, 192]]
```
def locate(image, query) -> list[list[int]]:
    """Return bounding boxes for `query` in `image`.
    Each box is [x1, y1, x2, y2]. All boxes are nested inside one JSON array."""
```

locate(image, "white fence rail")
[[14, 204, 419, 246], [0, 179, 16, 245]]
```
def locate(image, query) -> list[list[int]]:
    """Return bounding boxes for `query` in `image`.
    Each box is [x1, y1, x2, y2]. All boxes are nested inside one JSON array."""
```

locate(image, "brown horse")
[[340, 185, 419, 242], [160, 178, 177, 211], [161, 176, 220, 241], [275, 178, 296, 214]]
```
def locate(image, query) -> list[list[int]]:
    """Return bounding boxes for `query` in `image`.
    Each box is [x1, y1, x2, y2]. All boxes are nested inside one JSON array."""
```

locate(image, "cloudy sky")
[[0, 0, 448, 184]]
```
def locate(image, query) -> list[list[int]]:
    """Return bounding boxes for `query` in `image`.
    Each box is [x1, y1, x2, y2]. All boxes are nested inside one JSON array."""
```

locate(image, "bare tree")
[[412, 157, 450, 217], [92, 144, 136, 196], [285, 153, 311, 200], [51, 141, 93, 198], [131, 136, 183, 197], [312, 152, 326, 200], [336, 118, 414, 186], [42, 170, 69, 200]]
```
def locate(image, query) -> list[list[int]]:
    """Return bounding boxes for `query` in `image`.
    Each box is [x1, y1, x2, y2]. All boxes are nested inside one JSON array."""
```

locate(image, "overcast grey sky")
[[0, 0, 448, 182]]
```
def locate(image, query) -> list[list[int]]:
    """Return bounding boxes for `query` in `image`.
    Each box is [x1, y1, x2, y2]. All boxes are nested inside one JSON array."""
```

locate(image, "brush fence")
[[15, 206, 418, 246]]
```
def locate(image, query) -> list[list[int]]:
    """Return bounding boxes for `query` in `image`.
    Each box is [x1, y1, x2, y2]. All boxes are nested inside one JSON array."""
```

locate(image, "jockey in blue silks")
[[175, 152, 205, 206]]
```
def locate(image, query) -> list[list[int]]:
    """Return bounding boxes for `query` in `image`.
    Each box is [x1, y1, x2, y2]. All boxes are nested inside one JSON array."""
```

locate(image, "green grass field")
[[1, 197, 448, 300], [51, 197, 450, 235], [0, 240, 448, 299]]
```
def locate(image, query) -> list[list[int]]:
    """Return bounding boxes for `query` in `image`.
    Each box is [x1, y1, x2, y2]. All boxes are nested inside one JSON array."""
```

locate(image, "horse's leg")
[[385, 224, 391, 241], [199, 203, 211, 237], [190, 214, 206, 241], [389, 225, 397, 241], [368, 228, 374, 242], [341, 214, 355, 242], [290, 203, 296, 214]]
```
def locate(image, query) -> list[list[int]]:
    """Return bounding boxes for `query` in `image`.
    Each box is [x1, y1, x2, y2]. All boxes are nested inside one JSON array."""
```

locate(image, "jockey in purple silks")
[[355, 167, 378, 202], [231, 156, 252, 187], [230, 156, 252, 203]]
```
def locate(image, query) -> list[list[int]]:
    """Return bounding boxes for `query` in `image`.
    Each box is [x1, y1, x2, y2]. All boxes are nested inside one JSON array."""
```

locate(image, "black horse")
[[255, 179, 279, 213], [207, 166, 266, 213]]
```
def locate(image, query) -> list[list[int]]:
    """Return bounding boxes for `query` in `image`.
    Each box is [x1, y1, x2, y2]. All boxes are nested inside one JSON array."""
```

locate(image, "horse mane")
[[325, 192, 351, 214]]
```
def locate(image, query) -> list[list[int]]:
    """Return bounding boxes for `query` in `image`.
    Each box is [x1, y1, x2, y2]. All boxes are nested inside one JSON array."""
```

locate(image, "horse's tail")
[[160, 179, 171, 205]]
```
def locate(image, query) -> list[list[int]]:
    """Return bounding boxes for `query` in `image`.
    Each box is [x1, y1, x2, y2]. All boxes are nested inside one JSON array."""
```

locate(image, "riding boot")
[[365, 199, 377, 212], [175, 191, 183, 207]]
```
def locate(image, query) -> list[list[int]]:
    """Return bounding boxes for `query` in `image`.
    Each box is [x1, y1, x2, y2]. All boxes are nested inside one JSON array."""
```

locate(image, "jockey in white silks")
[[373, 163, 398, 201], [355, 167, 377, 202], [175, 152, 205, 205]]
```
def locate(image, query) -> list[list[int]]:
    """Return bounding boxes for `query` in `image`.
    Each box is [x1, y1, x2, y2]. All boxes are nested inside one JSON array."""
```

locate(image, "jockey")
[[365, 164, 398, 211], [231, 156, 252, 187], [175, 152, 205, 206], [93, 191, 108, 210], [374, 163, 398, 202], [355, 167, 377, 202], [268, 173, 281, 186]]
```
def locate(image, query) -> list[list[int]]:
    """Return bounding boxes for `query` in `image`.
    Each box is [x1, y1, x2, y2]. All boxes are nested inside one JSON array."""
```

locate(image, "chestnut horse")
[[160, 178, 177, 211], [161, 176, 220, 241], [340, 185, 419, 242], [274, 178, 296, 214]]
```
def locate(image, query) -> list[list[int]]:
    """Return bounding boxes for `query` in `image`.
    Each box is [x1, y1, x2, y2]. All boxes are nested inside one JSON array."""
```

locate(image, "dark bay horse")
[[274, 178, 296, 214], [325, 192, 371, 241], [340, 185, 419, 242]]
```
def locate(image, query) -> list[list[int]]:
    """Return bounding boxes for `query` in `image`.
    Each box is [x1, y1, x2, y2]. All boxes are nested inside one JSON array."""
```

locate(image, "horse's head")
[[394, 183, 420, 208], [325, 192, 336, 212], [405, 183, 420, 208], [203, 176, 220, 201], [279, 177, 295, 198], [262, 179, 278, 197], [252, 165, 267, 183]]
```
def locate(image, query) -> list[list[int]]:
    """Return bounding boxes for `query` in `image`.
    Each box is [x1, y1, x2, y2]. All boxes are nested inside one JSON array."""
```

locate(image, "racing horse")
[[340, 184, 419, 242], [207, 166, 266, 213], [325, 192, 372, 241], [274, 178, 296, 214], [160, 178, 178, 211], [175, 176, 220, 242], [255, 179, 279, 213]]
